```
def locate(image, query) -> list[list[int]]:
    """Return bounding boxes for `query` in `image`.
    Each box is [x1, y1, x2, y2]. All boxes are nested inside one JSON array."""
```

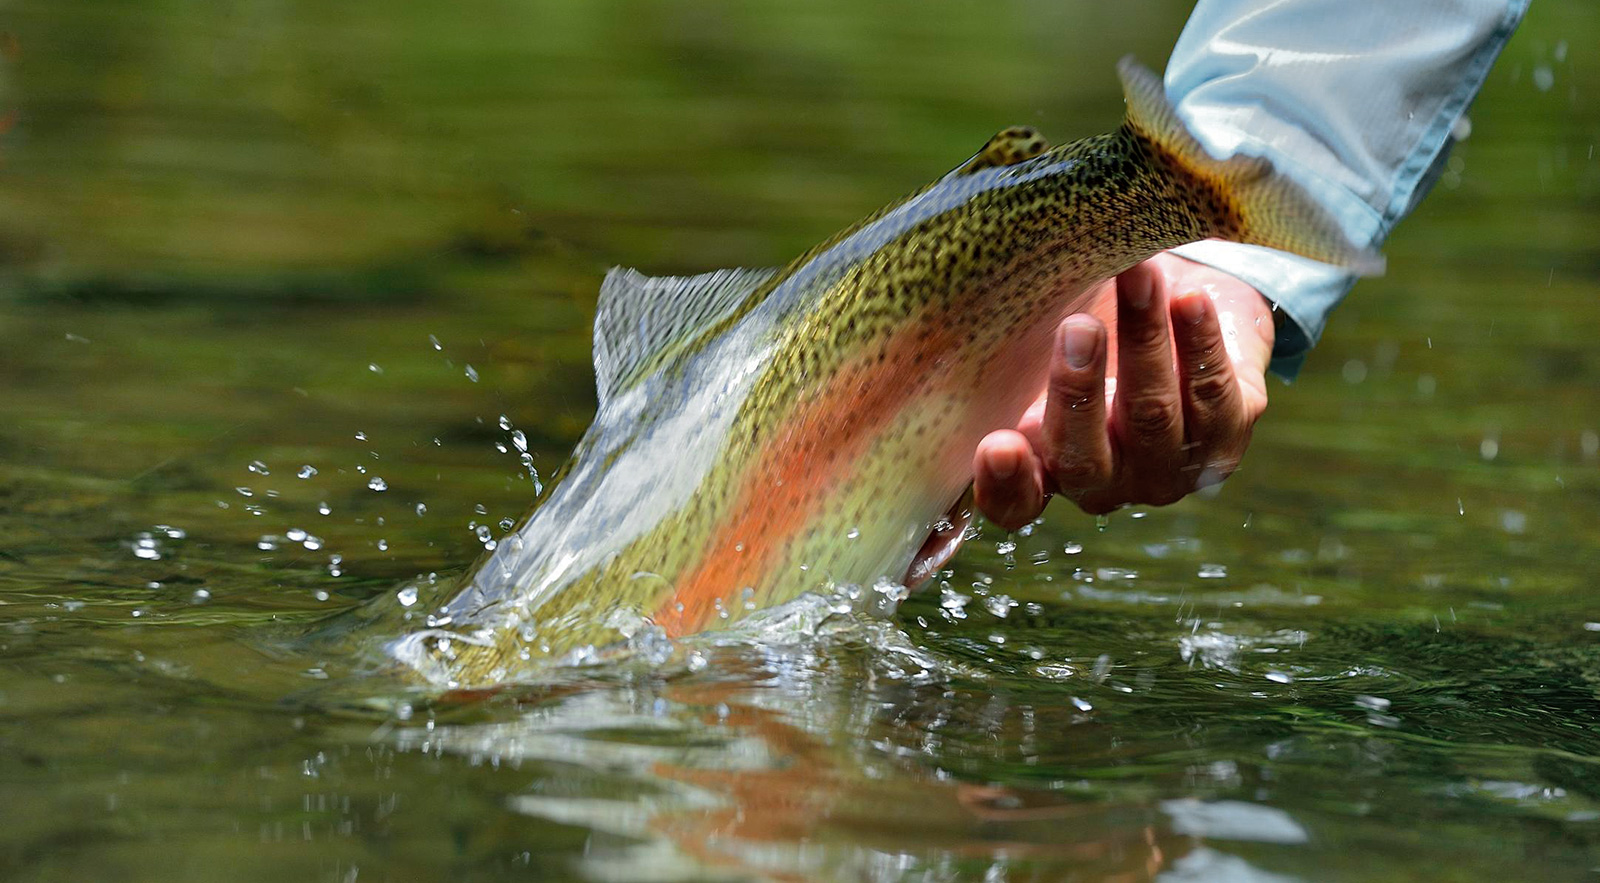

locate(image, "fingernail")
[[1176, 293, 1208, 326], [988, 446, 1018, 480], [1062, 319, 1097, 369], [1124, 272, 1153, 310]]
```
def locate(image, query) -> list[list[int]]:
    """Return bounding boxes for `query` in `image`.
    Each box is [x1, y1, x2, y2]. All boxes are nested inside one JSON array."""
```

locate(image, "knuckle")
[[1122, 318, 1168, 351], [1186, 370, 1235, 410], [1048, 454, 1111, 491], [1121, 394, 1181, 438]]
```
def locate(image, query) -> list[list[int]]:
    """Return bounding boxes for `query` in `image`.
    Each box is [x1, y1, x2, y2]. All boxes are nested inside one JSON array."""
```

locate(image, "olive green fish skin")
[[387, 64, 1366, 687]]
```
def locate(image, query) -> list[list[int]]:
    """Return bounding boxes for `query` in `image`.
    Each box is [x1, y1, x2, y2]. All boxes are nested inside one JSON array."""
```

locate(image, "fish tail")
[[1117, 57, 1385, 276]]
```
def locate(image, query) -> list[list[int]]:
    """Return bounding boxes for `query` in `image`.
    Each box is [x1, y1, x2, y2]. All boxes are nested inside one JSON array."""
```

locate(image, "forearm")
[[1164, 0, 1527, 378]]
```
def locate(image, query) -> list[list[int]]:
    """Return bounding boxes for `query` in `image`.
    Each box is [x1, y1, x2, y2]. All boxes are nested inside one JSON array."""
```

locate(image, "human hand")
[[972, 253, 1275, 529]]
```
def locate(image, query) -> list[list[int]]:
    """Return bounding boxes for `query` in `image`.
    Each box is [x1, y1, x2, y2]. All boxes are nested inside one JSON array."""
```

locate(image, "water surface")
[[3, 2, 1599, 880]]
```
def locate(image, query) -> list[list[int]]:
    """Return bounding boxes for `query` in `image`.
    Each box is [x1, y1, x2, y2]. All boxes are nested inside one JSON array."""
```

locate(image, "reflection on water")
[[2, 0, 1600, 880]]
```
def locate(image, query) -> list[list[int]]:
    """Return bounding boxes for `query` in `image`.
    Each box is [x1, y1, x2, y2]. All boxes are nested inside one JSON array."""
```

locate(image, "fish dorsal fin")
[[957, 125, 1052, 174], [592, 266, 780, 404]]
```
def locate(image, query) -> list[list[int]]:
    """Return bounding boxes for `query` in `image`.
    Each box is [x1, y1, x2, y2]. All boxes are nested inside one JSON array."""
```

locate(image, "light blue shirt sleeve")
[[1163, 0, 1528, 379]]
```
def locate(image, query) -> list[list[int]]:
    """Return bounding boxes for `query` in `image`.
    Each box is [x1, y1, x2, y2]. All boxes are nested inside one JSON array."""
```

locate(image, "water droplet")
[[367, 477, 388, 492], [1499, 509, 1527, 534], [1533, 63, 1554, 92], [247, 460, 269, 475], [983, 594, 1017, 618], [297, 465, 318, 479], [464, 364, 479, 383]]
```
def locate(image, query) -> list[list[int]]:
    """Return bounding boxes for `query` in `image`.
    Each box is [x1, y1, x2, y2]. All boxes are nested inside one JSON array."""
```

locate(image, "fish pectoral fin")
[[956, 126, 1052, 175], [593, 265, 781, 403], [903, 486, 975, 590]]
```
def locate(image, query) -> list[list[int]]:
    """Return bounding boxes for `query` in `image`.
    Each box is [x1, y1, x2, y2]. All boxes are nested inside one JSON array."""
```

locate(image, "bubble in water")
[[302, 535, 323, 551], [235, 487, 254, 497], [1063, 541, 1083, 555], [318, 502, 331, 516], [498, 517, 515, 531], [286, 528, 307, 542], [1265, 671, 1294, 684], [395, 585, 419, 608], [1479, 437, 1499, 461], [415, 503, 427, 516], [996, 540, 1016, 555], [368, 363, 383, 374], [846, 527, 860, 539], [429, 334, 443, 351], [464, 364, 479, 382], [248, 460, 269, 475], [191, 588, 211, 604], [367, 477, 388, 492], [328, 554, 343, 577], [1071, 697, 1093, 712], [297, 465, 318, 479], [1198, 563, 1228, 579], [511, 430, 528, 453], [355, 431, 367, 441], [377, 539, 388, 551]]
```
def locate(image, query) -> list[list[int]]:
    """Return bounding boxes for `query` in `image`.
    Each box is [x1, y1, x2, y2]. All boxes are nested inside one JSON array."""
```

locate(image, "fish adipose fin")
[[957, 125, 1052, 175], [1116, 56, 1385, 277], [593, 266, 779, 404]]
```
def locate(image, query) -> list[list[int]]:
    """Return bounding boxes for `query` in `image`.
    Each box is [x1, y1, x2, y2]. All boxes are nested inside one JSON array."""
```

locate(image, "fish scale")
[[384, 59, 1380, 688]]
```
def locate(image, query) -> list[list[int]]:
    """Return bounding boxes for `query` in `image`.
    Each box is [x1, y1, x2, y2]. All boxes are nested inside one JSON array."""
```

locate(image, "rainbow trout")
[[389, 59, 1378, 687]]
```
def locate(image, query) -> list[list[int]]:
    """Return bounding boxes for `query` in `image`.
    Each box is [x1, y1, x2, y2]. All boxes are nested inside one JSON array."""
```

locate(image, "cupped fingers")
[[972, 430, 1047, 532], [1172, 291, 1247, 488], [1111, 264, 1187, 503], [1041, 315, 1114, 499]]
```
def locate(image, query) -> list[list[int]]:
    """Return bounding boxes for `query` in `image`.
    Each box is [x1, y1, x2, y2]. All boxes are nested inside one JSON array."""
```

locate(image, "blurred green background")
[[1, 2, 1599, 881]]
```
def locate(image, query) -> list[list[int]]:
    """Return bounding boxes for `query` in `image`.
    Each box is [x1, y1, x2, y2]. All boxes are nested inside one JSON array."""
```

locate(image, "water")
[[2, 1, 1599, 880]]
